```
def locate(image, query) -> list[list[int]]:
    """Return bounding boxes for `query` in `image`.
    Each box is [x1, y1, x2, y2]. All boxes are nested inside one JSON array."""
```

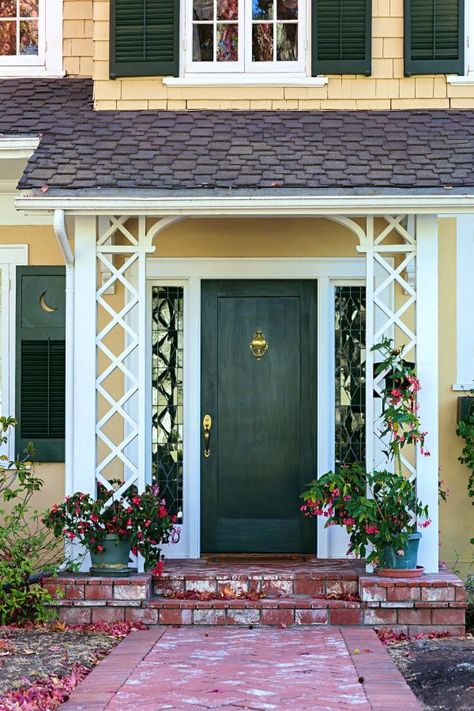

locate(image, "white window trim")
[[452, 215, 474, 391], [0, 0, 63, 78], [447, 0, 474, 84], [0, 246, 28, 461], [176, 0, 326, 84]]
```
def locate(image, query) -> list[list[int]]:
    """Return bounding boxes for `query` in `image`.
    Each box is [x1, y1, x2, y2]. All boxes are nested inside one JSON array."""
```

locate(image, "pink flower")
[[96, 544, 104, 552]]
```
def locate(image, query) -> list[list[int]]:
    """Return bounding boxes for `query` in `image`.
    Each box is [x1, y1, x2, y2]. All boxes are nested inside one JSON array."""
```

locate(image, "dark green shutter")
[[312, 0, 372, 76], [404, 0, 464, 75], [110, 0, 179, 78], [16, 267, 66, 462]]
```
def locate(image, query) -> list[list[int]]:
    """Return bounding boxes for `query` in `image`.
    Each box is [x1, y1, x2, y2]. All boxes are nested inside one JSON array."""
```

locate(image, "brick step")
[[152, 558, 361, 597], [145, 594, 362, 626]]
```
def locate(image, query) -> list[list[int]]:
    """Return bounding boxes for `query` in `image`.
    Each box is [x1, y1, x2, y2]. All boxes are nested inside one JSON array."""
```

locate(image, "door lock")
[[203, 414, 212, 458]]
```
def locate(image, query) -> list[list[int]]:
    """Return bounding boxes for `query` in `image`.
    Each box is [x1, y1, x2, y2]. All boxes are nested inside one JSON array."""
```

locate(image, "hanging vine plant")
[[456, 400, 474, 545]]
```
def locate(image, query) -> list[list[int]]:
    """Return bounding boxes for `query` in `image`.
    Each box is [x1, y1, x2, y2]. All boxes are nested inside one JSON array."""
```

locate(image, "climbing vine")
[[456, 401, 474, 545]]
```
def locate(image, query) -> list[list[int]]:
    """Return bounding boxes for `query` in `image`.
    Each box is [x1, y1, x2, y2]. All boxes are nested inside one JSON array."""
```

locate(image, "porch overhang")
[[15, 190, 474, 216]]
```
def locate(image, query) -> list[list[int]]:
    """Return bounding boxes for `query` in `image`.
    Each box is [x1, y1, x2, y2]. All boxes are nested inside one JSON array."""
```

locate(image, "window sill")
[[446, 75, 474, 85], [452, 383, 474, 391], [163, 74, 328, 87], [0, 65, 65, 78]]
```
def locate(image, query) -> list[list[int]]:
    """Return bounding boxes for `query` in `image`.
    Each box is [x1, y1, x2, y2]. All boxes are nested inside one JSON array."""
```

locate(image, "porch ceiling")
[[3, 78, 474, 200]]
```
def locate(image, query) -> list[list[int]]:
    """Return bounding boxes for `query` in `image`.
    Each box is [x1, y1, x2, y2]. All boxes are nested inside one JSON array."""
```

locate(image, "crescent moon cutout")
[[39, 291, 57, 313]]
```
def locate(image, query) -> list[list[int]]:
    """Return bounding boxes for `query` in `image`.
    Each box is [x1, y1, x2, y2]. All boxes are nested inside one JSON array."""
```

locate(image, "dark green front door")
[[201, 280, 317, 553]]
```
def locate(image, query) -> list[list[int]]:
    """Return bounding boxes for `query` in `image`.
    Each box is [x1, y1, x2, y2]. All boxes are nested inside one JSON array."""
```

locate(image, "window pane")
[[0, 20, 15, 54], [0, 1, 16, 18], [217, 0, 238, 21], [19, 19, 37, 54], [276, 23, 297, 61], [252, 0, 273, 21], [193, 0, 213, 21], [277, 0, 297, 19], [252, 23, 273, 61], [217, 23, 238, 61], [193, 24, 213, 61], [152, 286, 184, 523], [20, 0, 38, 17], [334, 286, 366, 467]]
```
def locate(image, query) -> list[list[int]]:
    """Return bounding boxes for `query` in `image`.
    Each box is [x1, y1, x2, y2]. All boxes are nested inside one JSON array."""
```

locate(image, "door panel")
[[201, 280, 317, 553]]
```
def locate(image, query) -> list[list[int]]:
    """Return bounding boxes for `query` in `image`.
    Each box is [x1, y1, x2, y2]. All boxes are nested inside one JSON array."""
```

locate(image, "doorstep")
[[42, 558, 466, 635]]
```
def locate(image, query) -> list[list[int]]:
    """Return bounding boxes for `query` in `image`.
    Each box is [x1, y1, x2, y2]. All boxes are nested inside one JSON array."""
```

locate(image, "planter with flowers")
[[301, 338, 444, 575], [43, 481, 179, 576]]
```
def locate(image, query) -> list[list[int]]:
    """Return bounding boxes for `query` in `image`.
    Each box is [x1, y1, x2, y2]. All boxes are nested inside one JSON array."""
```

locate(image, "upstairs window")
[[189, 0, 304, 72], [110, 0, 372, 79], [0, 0, 62, 76]]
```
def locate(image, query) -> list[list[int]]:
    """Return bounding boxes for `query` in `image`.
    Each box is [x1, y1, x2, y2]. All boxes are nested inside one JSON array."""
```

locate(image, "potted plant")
[[301, 338, 439, 575], [44, 481, 179, 576]]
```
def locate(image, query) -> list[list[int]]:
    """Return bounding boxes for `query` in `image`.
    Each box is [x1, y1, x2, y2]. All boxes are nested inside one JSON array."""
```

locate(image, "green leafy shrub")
[[456, 410, 474, 546], [0, 417, 60, 624]]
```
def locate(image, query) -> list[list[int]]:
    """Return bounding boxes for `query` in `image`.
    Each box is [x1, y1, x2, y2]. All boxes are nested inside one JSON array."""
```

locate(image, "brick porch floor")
[[61, 626, 422, 710]]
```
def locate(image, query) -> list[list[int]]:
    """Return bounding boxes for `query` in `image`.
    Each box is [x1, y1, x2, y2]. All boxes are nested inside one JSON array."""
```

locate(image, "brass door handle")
[[203, 414, 212, 458]]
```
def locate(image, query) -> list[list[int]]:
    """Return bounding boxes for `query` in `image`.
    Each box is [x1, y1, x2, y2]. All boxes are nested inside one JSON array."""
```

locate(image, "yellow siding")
[[63, 0, 93, 77], [87, 0, 474, 110]]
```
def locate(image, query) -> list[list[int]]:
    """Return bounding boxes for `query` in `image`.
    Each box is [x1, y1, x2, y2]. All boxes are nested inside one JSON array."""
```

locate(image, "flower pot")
[[89, 534, 131, 577], [379, 532, 421, 571]]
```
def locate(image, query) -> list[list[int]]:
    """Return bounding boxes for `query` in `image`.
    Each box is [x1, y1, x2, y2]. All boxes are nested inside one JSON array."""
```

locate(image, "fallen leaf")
[[40, 184, 49, 193], [23, 649, 36, 655], [362, 648, 374, 653], [353, 648, 361, 655]]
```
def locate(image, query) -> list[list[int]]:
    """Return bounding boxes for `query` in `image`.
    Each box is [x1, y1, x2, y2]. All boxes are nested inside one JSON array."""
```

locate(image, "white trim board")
[[455, 215, 474, 389], [147, 258, 379, 559]]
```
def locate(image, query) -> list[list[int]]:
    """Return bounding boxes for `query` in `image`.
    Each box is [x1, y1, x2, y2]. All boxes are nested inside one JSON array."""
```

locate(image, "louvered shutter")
[[110, 0, 179, 78], [312, 0, 372, 76], [16, 267, 66, 462], [404, 0, 464, 75]]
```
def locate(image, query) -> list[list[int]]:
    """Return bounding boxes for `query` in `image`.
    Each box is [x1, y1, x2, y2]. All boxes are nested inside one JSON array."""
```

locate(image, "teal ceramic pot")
[[380, 532, 421, 570], [89, 534, 131, 577]]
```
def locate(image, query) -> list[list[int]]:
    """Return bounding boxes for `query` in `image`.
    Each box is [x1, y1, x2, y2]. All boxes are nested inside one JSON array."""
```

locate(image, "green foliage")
[[44, 480, 179, 572], [456, 408, 474, 546], [301, 465, 430, 566], [0, 417, 60, 624]]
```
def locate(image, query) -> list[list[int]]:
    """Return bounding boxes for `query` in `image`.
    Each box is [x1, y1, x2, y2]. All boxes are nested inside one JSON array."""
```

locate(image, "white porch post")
[[71, 215, 97, 497], [415, 214, 439, 574]]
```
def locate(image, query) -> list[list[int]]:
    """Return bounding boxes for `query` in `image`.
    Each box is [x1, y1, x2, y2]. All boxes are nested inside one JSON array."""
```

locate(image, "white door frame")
[[147, 257, 374, 559]]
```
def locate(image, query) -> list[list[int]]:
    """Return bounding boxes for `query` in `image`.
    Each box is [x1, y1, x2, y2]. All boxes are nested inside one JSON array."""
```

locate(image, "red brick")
[[261, 609, 294, 626], [65, 585, 85, 600], [226, 609, 260, 625], [125, 608, 159, 625], [455, 586, 466, 601], [386, 586, 421, 602], [154, 578, 185, 595], [184, 579, 216, 594], [398, 608, 432, 625], [59, 607, 92, 625], [364, 609, 397, 625], [295, 609, 328, 625], [85, 584, 113, 600], [431, 609, 465, 625], [91, 607, 125, 623], [361, 585, 387, 602], [326, 580, 358, 596], [330, 608, 363, 625], [159, 609, 193, 625], [193, 609, 226, 625], [217, 580, 248, 595], [261, 580, 293, 595], [421, 587, 455, 602], [294, 579, 325, 595], [114, 583, 149, 601]]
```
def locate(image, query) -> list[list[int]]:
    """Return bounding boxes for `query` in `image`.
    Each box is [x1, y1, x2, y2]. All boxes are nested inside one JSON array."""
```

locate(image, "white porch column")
[[415, 214, 439, 573], [71, 215, 97, 497]]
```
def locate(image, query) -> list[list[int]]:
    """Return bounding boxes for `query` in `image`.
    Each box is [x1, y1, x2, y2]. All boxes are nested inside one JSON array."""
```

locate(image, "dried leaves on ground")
[[0, 622, 146, 710]]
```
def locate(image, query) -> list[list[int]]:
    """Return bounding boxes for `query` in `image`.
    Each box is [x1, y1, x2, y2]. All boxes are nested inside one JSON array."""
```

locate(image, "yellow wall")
[[65, 0, 474, 110], [438, 219, 473, 578], [0, 225, 65, 515]]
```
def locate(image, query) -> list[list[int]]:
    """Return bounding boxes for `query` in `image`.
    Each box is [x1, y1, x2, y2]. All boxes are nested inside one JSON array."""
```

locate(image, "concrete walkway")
[[62, 627, 422, 711]]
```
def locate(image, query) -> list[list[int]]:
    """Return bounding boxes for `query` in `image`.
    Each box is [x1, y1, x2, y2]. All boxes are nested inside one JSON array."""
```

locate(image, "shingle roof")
[[2, 78, 474, 194]]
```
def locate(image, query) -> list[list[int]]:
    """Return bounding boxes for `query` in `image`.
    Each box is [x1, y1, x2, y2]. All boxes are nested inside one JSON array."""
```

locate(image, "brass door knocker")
[[250, 328, 268, 360]]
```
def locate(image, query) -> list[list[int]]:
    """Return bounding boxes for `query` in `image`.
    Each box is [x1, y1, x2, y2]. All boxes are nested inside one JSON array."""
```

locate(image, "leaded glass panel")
[[335, 286, 366, 467], [152, 286, 184, 522]]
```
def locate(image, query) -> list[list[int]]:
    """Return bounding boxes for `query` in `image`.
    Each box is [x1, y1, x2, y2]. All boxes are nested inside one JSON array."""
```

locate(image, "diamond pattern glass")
[[152, 287, 184, 522], [335, 286, 366, 467]]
